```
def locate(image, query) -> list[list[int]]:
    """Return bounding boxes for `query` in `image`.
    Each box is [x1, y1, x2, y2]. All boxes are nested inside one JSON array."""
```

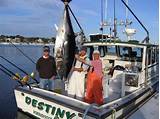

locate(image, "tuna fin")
[[54, 24, 58, 31]]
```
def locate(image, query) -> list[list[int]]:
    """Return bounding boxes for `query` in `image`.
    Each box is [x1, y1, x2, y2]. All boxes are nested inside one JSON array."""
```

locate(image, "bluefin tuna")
[[54, 4, 76, 79]]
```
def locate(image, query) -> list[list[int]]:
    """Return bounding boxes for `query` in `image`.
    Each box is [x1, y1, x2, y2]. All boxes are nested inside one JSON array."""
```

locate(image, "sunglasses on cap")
[[44, 50, 50, 52]]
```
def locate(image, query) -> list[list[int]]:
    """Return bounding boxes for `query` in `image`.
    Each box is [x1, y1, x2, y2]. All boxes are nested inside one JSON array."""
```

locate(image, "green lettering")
[[66, 112, 76, 119], [55, 108, 65, 118], [38, 102, 44, 110], [25, 96, 31, 105], [45, 104, 52, 113], [32, 99, 38, 107], [51, 106, 56, 115]]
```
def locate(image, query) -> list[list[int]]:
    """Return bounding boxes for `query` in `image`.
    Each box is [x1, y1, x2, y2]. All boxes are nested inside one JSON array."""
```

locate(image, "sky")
[[0, 0, 159, 43]]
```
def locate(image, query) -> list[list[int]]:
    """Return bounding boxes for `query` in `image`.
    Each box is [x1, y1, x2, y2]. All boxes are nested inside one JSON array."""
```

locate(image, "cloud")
[[0, 0, 65, 37], [0, 0, 100, 37]]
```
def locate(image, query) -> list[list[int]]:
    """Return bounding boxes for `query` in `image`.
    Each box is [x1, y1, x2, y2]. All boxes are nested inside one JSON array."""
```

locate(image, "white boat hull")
[[14, 78, 158, 119]]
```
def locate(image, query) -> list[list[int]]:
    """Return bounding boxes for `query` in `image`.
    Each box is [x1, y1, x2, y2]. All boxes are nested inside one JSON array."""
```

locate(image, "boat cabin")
[[83, 35, 159, 102]]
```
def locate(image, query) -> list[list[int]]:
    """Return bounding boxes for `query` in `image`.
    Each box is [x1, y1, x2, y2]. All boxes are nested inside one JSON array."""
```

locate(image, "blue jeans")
[[39, 78, 55, 91]]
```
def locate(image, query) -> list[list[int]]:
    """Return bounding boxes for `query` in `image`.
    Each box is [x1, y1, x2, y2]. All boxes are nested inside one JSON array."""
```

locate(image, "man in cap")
[[36, 46, 57, 91]]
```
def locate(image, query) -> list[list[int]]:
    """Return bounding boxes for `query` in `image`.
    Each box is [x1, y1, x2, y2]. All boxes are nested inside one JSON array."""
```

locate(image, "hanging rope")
[[68, 5, 84, 34]]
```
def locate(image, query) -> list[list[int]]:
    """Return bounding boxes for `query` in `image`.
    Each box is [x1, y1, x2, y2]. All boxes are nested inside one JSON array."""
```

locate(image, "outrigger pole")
[[9, 41, 36, 64], [0, 56, 39, 84], [0, 63, 32, 90], [121, 0, 150, 43]]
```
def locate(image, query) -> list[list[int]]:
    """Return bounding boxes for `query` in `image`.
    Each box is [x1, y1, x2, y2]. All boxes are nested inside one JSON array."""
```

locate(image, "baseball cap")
[[43, 46, 50, 52]]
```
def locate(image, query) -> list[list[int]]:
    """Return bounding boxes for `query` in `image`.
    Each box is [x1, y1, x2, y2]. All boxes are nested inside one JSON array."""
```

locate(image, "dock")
[[129, 93, 159, 119]]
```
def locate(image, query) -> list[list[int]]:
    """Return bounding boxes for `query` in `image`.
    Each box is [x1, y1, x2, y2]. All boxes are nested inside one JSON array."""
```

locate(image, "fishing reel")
[[12, 72, 36, 84]]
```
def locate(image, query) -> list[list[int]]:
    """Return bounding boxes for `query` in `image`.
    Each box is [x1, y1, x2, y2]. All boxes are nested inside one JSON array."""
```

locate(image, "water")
[[0, 44, 54, 119]]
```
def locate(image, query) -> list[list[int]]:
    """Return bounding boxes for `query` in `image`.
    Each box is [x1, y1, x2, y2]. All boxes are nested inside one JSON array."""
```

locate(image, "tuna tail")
[[54, 4, 76, 79]]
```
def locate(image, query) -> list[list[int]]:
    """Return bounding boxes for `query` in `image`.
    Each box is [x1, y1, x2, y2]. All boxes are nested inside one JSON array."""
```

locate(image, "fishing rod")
[[0, 63, 31, 90], [0, 67, 23, 86], [0, 56, 39, 84], [9, 41, 36, 64]]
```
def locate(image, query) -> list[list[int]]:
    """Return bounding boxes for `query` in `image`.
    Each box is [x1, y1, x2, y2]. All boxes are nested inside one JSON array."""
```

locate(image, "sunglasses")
[[44, 50, 50, 52]]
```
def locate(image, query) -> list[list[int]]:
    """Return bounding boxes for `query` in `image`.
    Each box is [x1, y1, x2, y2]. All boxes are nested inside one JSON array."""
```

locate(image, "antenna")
[[121, 0, 149, 43], [125, 0, 128, 27], [113, 0, 117, 38], [100, 0, 104, 41], [124, 0, 136, 41], [125, 0, 128, 19]]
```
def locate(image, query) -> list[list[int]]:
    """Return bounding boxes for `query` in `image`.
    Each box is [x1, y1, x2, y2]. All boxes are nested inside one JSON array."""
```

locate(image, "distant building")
[[6, 38, 11, 42], [37, 38, 43, 43], [0, 35, 55, 44]]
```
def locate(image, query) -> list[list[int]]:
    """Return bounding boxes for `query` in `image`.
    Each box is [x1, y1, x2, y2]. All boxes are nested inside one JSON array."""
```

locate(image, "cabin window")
[[86, 46, 94, 60], [156, 47, 159, 62], [86, 46, 106, 59], [106, 46, 116, 55], [98, 46, 105, 57], [152, 48, 156, 64], [119, 47, 143, 62], [148, 48, 151, 65]]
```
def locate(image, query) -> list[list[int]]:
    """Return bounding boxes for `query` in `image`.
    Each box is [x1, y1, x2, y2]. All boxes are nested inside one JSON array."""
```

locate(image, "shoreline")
[[0, 42, 54, 46]]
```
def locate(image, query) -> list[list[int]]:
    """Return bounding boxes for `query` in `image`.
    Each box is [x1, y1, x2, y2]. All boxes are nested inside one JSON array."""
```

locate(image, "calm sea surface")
[[0, 44, 54, 119]]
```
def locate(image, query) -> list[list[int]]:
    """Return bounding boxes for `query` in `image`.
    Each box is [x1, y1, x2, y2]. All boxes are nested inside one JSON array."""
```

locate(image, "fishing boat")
[[14, 0, 159, 119]]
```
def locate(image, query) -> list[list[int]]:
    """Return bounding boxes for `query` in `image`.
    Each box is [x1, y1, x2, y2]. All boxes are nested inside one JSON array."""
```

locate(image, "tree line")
[[0, 35, 56, 44]]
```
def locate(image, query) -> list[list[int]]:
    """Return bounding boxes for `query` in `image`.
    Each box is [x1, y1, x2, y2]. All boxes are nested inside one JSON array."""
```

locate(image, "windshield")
[[106, 46, 116, 55], [119, 46, 143, 62]]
